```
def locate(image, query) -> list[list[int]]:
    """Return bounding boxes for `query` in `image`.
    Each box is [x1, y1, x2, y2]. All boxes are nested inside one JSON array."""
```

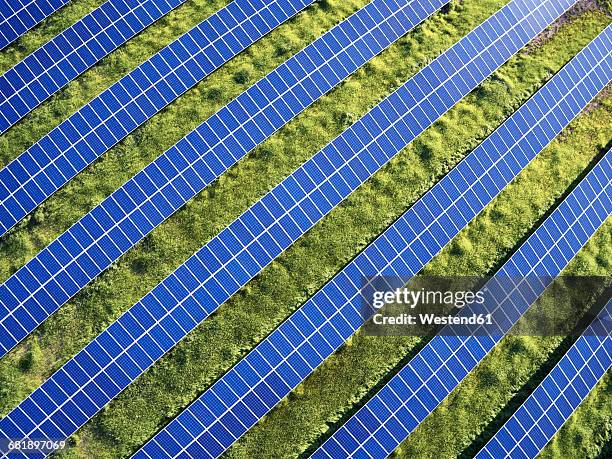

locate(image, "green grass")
[[0, 0, 609, 457]]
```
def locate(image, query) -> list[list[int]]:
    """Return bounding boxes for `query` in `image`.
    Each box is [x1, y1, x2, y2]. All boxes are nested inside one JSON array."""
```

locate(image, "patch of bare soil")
[[583, 83, 611, 115], [558, 83, 610, 139], [526, 0, 604, 52]]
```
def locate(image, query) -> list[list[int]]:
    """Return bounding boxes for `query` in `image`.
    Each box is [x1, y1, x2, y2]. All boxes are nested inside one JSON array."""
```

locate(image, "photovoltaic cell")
[[0, 0, 187, 133], [312, 152, 611, 459], [0, 0, 451, 357], [0, 0, 580, 455], [0, 0, 69, 50], [477, 298, 611, 459], [0, 0, 316, 236], [132, 25, 610, 459]]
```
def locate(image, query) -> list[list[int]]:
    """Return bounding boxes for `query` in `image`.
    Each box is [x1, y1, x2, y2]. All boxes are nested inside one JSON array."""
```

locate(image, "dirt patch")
[[526, 0, 605, 52], [558, 83, 610, 139], [583, 83, 611, 115]]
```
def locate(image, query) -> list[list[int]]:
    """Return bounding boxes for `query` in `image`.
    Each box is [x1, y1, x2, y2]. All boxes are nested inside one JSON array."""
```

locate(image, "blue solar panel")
[[0, 0, 580, 454], [0, 0, 316, 237], [477, 298, 611, 459], [313, 152, 612, 459], [0, 0, 450, 357], [132, 24, 611, 459], [0, 0, 187, 133], [0, 0, 69, 50]]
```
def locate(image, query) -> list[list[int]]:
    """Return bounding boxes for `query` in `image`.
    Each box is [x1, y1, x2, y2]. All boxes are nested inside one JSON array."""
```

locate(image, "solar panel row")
[[313, 151, 611, 459], [0, 0, 450, 357], [133, 26, 610, 459], [0, 0, 315, 237], [477, 298, 611, 459], [0, 0, 577, 455], [0, 0, 69, 50], [0, 0, 187, 133]]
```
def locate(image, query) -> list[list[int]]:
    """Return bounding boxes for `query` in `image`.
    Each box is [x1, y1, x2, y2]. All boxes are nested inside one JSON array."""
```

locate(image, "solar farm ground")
[[0, 0, 610, 457]]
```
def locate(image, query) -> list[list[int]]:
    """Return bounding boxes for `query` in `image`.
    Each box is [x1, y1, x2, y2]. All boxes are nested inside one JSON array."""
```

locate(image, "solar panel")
[[131, 26, 611, 459], [0, 0, 316, 237], [0, 0, 41, 22], [0, 0, 580, 453], [313, 151, 612, 459], [0, 0, 450, 358], [0, 0, 69, 50], [0, 0, 187, 133], [477, 298, 611, 459]]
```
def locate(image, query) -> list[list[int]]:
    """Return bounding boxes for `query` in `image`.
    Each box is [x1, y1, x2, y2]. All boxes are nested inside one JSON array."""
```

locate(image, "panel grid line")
[[0, 0, 40, 23]]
